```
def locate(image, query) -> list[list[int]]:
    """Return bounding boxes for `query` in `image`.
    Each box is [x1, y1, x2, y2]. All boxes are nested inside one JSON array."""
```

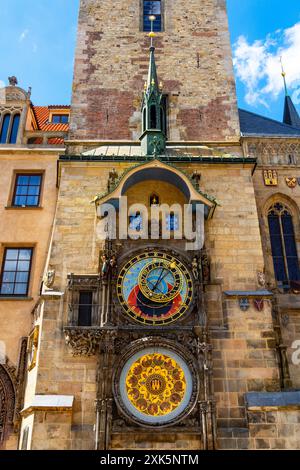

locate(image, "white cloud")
[[19, 29, 29, 42], [233, 22, 300, 108]]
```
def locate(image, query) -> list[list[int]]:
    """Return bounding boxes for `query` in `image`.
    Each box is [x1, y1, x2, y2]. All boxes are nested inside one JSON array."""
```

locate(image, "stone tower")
[[69, 0, 240, 142]]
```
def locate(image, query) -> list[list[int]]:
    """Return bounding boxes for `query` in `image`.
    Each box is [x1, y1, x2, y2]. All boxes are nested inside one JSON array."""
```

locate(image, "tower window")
[[9, 114, 20, 144], [129, 212, 142, 231], [268, 203, 300, 288], [0, 114, 11, 144], [143, 1, 162, 32]]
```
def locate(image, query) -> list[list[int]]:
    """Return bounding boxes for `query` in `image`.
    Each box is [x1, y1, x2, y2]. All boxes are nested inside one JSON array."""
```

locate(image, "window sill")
[[5, 206, 43, 210], [0, 296, 33, 301]]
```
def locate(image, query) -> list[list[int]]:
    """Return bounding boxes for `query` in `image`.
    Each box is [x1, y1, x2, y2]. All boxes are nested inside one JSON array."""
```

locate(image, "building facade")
[[1, 0, 300, 450]]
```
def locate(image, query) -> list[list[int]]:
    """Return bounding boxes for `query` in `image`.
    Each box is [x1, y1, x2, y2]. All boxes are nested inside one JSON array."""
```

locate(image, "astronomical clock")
[[111, 249, 203, 430], [116, 251, 194, 326]]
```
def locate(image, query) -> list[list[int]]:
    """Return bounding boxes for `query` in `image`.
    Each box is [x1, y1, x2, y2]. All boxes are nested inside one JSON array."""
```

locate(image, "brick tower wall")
[[69, 0, 240, 143]]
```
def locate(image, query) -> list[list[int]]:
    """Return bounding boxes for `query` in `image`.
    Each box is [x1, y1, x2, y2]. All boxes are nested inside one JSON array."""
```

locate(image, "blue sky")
[[0, 0, 300, 122]]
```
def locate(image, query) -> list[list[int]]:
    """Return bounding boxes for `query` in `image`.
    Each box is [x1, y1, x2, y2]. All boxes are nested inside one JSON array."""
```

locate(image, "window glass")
[[52, 114, 69, 124], [0, 248, 32, 296], [0, 114, 11, 143], [13, 174, 42, 207], [9, 114, 20, 144], [143, 1, 162, 32], [268, 204, 300, 284]]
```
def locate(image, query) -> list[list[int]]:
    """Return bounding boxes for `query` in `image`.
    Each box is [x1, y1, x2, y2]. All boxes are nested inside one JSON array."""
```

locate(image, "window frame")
[[140, 0, 164, 32], [51, 114, 69, 124], [0, 112, 21, 144], [8, 171, 45, 209], [0, 247, 33, 297], [0, 113, 11, 144], [266, 201, 300, 288], [12, 173, 43, 208]]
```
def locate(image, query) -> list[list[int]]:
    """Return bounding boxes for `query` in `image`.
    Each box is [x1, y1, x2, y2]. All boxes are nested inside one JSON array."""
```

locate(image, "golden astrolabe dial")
[[138, 259, 183, 303]]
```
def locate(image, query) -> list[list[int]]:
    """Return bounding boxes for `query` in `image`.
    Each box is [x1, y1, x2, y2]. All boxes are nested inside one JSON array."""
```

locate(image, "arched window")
[[150, 105, 157, 129], [268, 203, 300, 286], [0, 114, 11, 144], [9, 114, 20, 144], [143, 108, 146, 133], [150, 194, 159, 206]]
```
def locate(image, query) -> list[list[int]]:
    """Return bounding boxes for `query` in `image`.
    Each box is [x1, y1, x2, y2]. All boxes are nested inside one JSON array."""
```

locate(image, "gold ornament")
[[126, 353, 186, 417]]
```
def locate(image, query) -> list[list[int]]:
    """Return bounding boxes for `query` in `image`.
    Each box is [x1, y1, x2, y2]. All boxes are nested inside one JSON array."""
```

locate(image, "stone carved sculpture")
[[257, 271, 266, 288], [43, 269, 55, 289], [8, 76, 18, 87]]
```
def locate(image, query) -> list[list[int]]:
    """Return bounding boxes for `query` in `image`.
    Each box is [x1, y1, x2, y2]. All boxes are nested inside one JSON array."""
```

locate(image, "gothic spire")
[[140, 15, 165, 156], [280, 57, 300, 129]]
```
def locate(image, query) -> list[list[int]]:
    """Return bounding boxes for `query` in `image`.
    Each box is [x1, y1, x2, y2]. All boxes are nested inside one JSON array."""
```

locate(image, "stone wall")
[[70, 0, 240, 142]]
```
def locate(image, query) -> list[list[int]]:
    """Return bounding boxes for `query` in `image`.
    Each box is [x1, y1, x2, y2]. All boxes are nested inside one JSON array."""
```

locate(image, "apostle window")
[[166, 212, 179, 231], [129, 212, 143, 231], [78, 291, 93, 326], [12, 174, 42, 207], [0, 248, 33, 296], [268, 203, 300, 288], [143, 1, 162, 32]]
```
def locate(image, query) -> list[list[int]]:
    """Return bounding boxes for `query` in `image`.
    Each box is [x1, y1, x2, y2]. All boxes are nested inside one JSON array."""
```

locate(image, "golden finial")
[[151, 78, 155, 86], [280, 56, 288, 96], [144, 81, 147, 90]]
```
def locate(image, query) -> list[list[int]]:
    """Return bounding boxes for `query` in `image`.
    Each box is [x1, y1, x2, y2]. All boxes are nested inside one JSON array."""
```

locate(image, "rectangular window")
[[0, 248, 33, 296], [78, 291, 93, 326], [52, 114, 69, 124], [13, 174, 42, 207], [143, 1, 162, 32]]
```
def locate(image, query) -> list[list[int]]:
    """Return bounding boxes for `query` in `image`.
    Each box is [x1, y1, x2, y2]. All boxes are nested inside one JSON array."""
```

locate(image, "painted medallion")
[[119, 348, 193, 425]]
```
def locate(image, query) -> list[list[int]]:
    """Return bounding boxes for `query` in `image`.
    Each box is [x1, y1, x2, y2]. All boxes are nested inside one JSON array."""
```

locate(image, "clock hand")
[[147, 280, 164, 295], [152, 267, 165, 292]]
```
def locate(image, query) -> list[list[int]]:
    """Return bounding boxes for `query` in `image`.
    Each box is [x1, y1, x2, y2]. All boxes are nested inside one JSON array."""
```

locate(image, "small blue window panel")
[[129, 214, 142, 231], [166, 213, 179, 231], [0, 248, 33, 296], [0, 114, 11, 143], [13, 174, 42, 207], [143, 1, 162, 32], [52, 114, 69, 124], [9, 114, 20, 144]]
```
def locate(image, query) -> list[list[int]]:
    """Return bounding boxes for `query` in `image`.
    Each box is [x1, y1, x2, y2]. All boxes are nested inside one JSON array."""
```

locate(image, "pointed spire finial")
[[280, 56, 288, 97]]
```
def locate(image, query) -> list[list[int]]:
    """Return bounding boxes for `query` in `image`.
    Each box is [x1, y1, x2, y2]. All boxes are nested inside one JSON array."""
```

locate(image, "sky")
[[0, 0, 300, 122]]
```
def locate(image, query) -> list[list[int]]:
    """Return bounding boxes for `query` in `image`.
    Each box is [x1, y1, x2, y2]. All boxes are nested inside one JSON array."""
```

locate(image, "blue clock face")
[[116, 251, 193, 325]]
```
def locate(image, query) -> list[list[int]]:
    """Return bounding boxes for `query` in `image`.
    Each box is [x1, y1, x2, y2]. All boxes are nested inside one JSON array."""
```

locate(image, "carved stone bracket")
[[64, 327, 103, 356]]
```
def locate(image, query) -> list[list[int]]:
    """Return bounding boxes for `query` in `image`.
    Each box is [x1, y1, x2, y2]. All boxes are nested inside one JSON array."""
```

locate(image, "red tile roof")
[[32, 106, 70, 132]]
